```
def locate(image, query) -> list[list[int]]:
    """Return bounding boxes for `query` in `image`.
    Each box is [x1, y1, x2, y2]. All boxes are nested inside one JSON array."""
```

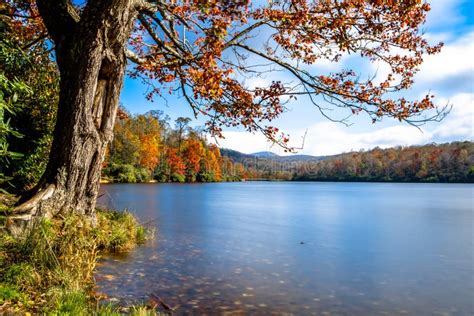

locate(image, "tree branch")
[[145, 11, 188, 55], [22, 32, 48, 50], [137, 14, 182, 58], [125, 49, 147, 64], [135, 0, 158, 13]]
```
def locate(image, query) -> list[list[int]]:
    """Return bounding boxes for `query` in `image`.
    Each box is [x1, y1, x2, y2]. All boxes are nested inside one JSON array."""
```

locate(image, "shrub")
[[115, 164, 137, 183], [153, 172, 168, 183], [171, 172, 185, 183], [104, 163, 153, 183], [197, 172, 215, 182], [135, 166, 151, 183]]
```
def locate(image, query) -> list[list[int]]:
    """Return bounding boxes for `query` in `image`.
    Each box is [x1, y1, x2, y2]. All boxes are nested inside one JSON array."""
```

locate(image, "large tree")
[[3, 0, 446, 232]]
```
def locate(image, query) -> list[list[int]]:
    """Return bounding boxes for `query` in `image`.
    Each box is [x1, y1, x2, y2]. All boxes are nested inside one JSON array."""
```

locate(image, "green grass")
[[0, 208, 157, 314], [0, 283, 30, 306]]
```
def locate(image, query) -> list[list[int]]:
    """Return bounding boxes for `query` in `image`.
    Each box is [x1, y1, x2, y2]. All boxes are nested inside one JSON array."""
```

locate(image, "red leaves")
[[166, 147, 186, 175]]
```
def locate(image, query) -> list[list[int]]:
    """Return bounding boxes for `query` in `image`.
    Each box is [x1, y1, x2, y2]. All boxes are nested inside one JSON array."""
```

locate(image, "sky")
[[120, 0, 474, 156]]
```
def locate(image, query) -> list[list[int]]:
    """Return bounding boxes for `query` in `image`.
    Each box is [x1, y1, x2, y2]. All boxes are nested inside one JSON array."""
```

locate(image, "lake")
[[96, 182, 473, 315]]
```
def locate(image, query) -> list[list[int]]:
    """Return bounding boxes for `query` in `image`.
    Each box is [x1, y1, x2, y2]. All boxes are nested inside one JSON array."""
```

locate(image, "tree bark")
[[7, 0, 139, 236]]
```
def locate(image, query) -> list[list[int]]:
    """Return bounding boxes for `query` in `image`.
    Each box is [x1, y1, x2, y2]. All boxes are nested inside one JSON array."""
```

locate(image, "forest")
[[225, 142, 474, 183], [91, 113, 474, 184], [102, 110, 247, 183], [292, 142, 474, 183]]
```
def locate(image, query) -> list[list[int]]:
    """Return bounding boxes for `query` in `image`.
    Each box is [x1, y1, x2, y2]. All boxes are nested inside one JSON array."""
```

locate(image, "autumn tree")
[[110, 117, 141, 167], [5, 0, 446, 233], [203, 145, 222, 182], [182, 137, 204, 181], [290, 142, 474, 182], [165, 147, 186, 182], [133, 114, 162, 171], [174, 117, 191, 152]]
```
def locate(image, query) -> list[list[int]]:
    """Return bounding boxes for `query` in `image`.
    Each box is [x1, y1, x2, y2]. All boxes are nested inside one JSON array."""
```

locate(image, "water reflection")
[[96, 182, 473, 315]]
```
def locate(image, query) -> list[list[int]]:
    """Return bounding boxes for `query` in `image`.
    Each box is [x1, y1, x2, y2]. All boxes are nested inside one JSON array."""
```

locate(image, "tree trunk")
[[7, 0, 139, 236]]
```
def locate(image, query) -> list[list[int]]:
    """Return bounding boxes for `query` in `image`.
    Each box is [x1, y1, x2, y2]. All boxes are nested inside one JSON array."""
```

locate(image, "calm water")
[[96, 182, 473, 315]]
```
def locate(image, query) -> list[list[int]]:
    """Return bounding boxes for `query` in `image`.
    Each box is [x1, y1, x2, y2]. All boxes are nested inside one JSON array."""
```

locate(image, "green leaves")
[[0, 33, 59, 192], [0, 39, 34, 191], [0, 73, 32, 168]]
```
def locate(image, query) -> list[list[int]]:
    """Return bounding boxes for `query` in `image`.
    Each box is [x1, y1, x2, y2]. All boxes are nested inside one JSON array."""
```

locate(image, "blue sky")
[[120, 0, 474, 156]]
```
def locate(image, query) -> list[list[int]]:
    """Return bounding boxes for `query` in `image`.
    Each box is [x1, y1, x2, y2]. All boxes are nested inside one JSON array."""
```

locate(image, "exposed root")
[[6, 184, 57, 237], [13, 183, 57, 215]]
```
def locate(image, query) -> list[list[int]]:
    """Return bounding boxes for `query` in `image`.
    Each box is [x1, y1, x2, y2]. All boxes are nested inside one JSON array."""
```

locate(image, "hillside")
[[220, 142, 474, 183], [220, 149, 327, 163]]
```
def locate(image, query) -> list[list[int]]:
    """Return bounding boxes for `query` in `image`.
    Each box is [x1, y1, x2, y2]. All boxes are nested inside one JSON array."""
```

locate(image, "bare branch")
[[125, 49, 147, 64], [144, 11, 188, 55], [137, 14, 182, 58], [22, 32, 48, 50], [135, 0, 158, 13]]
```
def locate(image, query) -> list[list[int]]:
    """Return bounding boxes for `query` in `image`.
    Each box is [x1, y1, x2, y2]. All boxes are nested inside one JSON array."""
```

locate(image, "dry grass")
[[0, 208, 155, 314]]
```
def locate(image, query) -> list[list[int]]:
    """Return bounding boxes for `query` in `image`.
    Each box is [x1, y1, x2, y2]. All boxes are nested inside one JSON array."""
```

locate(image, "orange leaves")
[[166, 147, 186, 176], [123, 0, 443, 150], [182, 138, 204, 174], [11, 0, 443, 144], [205, 144, 222, 181], [139, 134, 160, 171], [108, 113, 249, 182], [1, 1, 45, 46], [187, 67, 225, 99]]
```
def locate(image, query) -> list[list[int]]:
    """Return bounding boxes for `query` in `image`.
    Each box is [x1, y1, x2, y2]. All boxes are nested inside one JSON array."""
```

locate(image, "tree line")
[[102, 110, 248, 183], [225, 142, 474, 183], [293, 142, 474, 183]]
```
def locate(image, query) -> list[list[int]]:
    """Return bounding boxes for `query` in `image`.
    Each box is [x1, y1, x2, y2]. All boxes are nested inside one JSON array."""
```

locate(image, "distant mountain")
[[220, 148, 253, 162], [220, 148, 328, 163], [251, 151, 280, 158], [278, 154, 328, 162]]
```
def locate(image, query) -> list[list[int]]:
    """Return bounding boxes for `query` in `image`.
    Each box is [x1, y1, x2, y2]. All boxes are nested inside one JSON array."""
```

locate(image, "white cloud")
[[210, 131, 279, 154], [244, 76, 271, 90], [300, 93, 473, 155], [365, 30, 474, 88], [415, 31, 474, 83], [217, 93, 473, 157], [432, 93, 474, 139], [296, 123, 433, 156], [214, 123, 434, 156]]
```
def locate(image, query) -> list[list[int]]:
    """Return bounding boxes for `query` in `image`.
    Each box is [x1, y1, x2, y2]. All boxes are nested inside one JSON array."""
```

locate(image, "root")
[[6, 183, 57, 238], [13, 183, 57, 215]]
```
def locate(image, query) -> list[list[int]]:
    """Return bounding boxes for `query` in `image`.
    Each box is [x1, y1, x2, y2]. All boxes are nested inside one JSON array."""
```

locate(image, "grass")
[[0, 206, 158, 315]]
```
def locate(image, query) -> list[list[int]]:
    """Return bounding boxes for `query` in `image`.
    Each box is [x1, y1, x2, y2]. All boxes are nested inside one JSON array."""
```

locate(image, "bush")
[[103, 163, 153, 183], [153, 172, 168, 183], [0, 37, 58, 193], [197, 172, 215, 182], [115, 164, 137, 183], [171, 172, 185, 183], [135, 166, 151, 183]]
